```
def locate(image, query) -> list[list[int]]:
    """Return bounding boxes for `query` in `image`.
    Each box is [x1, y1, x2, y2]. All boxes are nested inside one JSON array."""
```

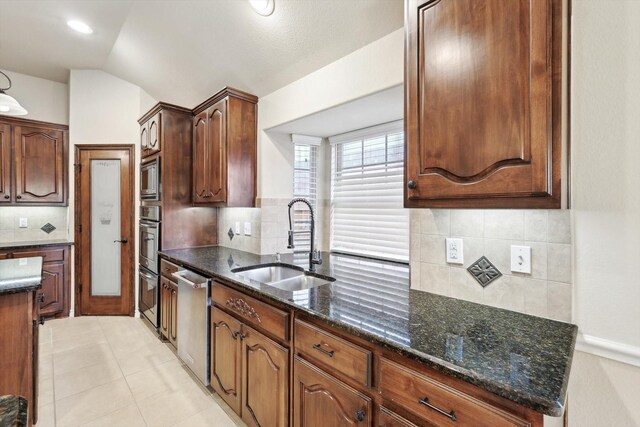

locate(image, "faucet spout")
[[287, 198, 322, 271]]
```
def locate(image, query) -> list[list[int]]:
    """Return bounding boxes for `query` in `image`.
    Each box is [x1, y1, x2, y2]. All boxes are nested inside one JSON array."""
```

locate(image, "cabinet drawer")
[[212, 282, 289, 341], [379, 406, 419, 427], [13, 247, 65, 263], [295, 319, 371, 387], [379, 358, 530, 427], [160, 259, 179, 279]]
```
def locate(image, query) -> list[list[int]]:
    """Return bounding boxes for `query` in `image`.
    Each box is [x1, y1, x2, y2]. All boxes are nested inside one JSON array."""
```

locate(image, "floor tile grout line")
[[101, 317, 149, 427]]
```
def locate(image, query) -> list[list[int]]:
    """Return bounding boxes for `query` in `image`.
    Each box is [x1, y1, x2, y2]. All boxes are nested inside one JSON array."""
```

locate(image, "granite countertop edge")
[[0, 240, 74, 250], [159, 248, 576, 416]]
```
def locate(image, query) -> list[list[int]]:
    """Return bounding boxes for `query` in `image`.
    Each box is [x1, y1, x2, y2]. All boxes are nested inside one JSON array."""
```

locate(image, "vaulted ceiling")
[[0, 0, 403, 106]]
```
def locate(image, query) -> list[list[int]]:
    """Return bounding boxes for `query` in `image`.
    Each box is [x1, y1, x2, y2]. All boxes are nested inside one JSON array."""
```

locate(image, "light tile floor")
[[36, 316, 244, 427]]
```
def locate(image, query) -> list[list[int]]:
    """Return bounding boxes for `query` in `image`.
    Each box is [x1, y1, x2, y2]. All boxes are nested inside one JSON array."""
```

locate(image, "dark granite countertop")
[[159, 246, 577, 417], [0, 257, 43, 295], [0, 395, 27, 427], [0, 239, 73, 250]]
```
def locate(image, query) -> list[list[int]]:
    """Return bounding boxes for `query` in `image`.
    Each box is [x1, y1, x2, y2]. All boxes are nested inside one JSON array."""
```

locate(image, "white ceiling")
[[0, 0, 403, 107], [268, 84, 403, 138]]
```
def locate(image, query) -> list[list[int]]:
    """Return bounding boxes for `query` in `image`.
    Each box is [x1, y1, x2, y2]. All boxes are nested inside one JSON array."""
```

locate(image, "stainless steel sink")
[[265, 274, 332, 291], [232, 265, 304, 283], [231, 264, 334, 291]]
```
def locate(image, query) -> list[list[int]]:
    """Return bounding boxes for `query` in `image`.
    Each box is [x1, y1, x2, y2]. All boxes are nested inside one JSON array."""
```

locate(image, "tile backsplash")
[[410, 209, 572, 322], [0, 207, 69, 242]]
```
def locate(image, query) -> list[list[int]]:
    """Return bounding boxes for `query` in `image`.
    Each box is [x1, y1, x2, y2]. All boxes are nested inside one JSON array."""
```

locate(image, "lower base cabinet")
[[210, 307, 290, 427], [293, 356, 372, 427], [378, 407, 419, 427], [159, 277, 178, 348]]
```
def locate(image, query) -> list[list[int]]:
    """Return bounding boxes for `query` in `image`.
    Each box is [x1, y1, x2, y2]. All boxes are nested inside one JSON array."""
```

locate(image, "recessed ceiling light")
[[67, 20, 93, 34], [248, 0, 275, 16]]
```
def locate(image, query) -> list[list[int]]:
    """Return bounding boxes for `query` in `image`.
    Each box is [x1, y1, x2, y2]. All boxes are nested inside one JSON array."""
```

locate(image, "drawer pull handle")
[[225, 297, 262, 323], [418, 397, 457, 421], [312, 343, 335, 358]]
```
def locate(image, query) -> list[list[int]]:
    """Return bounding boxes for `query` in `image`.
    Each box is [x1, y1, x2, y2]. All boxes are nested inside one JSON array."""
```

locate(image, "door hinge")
[[77, 224, 82, 233]]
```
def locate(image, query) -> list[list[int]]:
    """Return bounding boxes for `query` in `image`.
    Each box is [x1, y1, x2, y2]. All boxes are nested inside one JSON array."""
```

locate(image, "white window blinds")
[[330, 121, 409, 262], [292, 142, 319, 251]]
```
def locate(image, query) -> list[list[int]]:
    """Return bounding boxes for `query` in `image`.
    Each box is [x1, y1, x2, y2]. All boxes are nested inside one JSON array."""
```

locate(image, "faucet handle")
[[312, 250, 323, 265]]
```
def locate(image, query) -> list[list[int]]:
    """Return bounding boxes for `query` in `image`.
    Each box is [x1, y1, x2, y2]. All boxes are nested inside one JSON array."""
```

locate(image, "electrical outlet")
[[19, 218, 28, 228], [510, 245, 532, 274], [446, 238, 464, 264], [244, 222, 252, 236], [234, 222, 241, 234]]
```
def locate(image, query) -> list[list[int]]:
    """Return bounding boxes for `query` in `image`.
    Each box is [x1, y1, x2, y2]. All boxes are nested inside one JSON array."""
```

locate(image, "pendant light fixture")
[[0, 71, 28, 116]]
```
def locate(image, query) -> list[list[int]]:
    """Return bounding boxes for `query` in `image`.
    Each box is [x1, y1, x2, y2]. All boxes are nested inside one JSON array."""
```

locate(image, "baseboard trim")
[[575, 333, 640, 368]]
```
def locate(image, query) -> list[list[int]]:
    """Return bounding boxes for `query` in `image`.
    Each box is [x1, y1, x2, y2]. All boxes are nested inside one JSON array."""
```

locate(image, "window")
[[330, 121, 409, 262], [292, 142, 319, 251]]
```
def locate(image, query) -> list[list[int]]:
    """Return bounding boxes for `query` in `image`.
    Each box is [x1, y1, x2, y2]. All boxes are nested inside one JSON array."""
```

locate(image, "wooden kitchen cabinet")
[[140, 112, 161, 159], [241, 324, 289, 427], [192, 87, 257, 207], [0, 117, 68, 206], [404, 0, 563, 208], [3, 245, 71, 319], [378, 407, 420, 427], [140, 122, 148, 154], [210, 283, 289, 426], [159, 276, 178, 348], [211, 307, 243, 414], [293, 356, 372, 427]]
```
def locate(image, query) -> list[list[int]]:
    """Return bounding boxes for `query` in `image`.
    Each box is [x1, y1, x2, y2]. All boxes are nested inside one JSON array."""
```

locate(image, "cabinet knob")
[[355, 409, 365, 422], [38, 317, 45, 326], [38, 293, 45, 303], [3, 195, 8, 199], [407, 180, 417, 189], [16, 195, 22, 199]]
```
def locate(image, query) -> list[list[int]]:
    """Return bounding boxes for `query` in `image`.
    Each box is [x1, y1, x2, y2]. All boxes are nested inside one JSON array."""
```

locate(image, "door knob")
[[114, 238, 128, 244]]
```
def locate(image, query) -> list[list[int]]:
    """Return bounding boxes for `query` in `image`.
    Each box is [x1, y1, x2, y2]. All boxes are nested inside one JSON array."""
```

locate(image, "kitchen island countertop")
[[0, 257, 43, 295]]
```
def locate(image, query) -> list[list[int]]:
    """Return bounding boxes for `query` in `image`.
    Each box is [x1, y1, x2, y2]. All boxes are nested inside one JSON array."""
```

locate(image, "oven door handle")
[[139, 271, 156, 281]]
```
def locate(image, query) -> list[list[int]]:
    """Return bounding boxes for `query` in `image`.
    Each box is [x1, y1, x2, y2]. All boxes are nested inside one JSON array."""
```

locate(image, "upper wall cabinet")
[[192, 87, 257, 207], [140, 112, 162, 159], [405, 0, 564, 208], [0, 117, 68, 206]]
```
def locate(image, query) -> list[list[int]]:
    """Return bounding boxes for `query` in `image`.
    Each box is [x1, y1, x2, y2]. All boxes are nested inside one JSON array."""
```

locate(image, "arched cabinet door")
[[192, 111, 209, 203], [147, 113, 161, 156], [205, 99, 227, 203], [140, 123, 149, 156], [14, 125, 66, 204], [405, 0, 563, 208]]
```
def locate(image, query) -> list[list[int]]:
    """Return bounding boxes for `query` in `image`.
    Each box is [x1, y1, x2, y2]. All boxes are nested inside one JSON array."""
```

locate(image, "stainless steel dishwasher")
[[172, 266, 211, 386]]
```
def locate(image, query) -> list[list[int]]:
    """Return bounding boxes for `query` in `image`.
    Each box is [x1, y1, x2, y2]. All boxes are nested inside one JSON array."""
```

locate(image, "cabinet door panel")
[[211, 308, 242, 414], [378, 407, 421, 427], [140, 123, 149, 156], [242, 325, 289, 427], [206, 99, 227, 203], [405, 0, 562, 208], [14, 125, 66, 204], [293, 357, 372, 427], [193, 111, 209, 202], [169, 282, 178, 347], [160, 278, 170, 338], [0, 124, 10, 203], [147, 113, 161, 156], [39, 262, 65, 317]]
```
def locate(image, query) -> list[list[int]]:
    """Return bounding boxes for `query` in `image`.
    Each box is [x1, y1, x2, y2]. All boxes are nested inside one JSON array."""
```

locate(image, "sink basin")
[[232, 265, 304, 283], [266, 274, 332, 291], [231, 264, 334, 291]]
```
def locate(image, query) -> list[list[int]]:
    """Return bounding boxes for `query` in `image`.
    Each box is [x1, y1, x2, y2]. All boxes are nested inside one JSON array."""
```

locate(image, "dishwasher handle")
[[172, 270, 209, 289]]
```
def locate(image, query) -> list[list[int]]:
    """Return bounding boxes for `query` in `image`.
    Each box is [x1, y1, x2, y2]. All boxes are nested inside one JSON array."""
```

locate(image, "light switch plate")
[[234, 222, 241, 234], [244, 222, 252, 236], [510, 245, 532, 274], [19, 218, 28, 228], [446, 238, 464, 264]]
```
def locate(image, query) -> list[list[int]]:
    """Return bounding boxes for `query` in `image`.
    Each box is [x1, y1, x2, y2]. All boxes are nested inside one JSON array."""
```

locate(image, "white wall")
[[69, 69, 156, 317], [569, 1, 640, 425], [257, 28, 403, 199], [0, 69, 69, 125]]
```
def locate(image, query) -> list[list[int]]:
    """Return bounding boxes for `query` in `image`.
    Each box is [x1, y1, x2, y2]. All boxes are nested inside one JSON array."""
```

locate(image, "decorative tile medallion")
[[41, 223, 56, 234], [467, 256, 502, 287], [228, 227, 235, 240]]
